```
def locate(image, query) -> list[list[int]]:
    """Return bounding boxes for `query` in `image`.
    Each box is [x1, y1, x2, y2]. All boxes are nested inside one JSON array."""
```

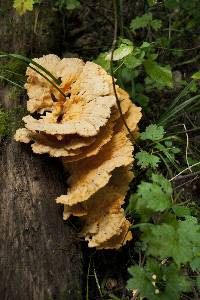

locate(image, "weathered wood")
[[0, 140, 83, 300], [0, 0, 63, 56], [0, 1, 83, 299]]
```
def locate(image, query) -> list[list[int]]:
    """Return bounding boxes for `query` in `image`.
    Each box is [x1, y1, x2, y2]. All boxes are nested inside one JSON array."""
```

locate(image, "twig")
[[174, 174, 199, 190], [34, 7, 40, 34], [93, 264, 103, 299], [86, 256, 92, 300], [169, 162, 200, 181], [168, 127, 200, 135], [174, 171, 200, 181], [174, 53, 200, 67], [182, 123, 192, 172], [111, 0, 135, 143]]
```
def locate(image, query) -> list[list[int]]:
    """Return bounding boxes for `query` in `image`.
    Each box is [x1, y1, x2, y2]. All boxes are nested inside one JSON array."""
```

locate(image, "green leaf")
[[142, 218, 200, 266], [140, 41, 151, 49], [159, 263, 191, 298], [129, 174, 172, 220], [190, 257, 200, 272], [151, 19, 162, 30], [130, 13, 153, 30], [144, 59, 173, 87], [196, 276, 200, 292], [13, 0, 36, 15], [172, 205, 191, 217], [127, 259, 191, 300], [136, 150, 160, 169], [127, 265, 155, 298], [107, 44, 133, 61], [147, 53, 158, 61], [164, 0, 179, 9], [147, 0, 158, 6], [135, 94, 150, 108], [130, 13, 162, 31], [192, 71, 200, 80], [155, 142, 180, 165], [119, 38, 133, 46], [123, 54, 143, 69], [94, 53, 110, 71], [140, 124, 165, 141], [64, 0, 80, 9]]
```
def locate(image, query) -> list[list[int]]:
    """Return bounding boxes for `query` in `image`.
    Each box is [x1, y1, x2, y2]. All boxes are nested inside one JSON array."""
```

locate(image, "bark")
[[0, 1, 83, 299], [0, 0, 63, 56], [0, 138, 83, 300]]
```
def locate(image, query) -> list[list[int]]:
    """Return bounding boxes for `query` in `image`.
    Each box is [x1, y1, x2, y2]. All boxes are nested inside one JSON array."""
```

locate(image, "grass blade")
[[170, 80, 194, 109], [159, 95, 200, 126], [0, 52, 66, 98], [158, 80, 197, 125], [0, 52, 60, 84], [30, 65, 66, 98], [0, 75, 24, 89]]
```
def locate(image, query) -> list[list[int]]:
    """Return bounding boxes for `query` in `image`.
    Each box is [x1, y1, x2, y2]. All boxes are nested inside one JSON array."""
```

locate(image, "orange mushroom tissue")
[[14, 54, 142, 249]]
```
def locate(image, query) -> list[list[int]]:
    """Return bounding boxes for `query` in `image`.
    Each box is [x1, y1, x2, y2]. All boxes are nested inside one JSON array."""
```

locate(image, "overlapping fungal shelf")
[[15, 54, 142, 249]]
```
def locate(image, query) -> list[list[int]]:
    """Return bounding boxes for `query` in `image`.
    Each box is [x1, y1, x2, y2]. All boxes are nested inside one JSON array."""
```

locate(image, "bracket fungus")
[[14, 54, 142, 249]]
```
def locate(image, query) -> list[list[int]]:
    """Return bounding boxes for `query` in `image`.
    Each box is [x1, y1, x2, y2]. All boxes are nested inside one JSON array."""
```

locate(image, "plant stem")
[[111, 0, 135, 142], [170, 161, 200, 181]]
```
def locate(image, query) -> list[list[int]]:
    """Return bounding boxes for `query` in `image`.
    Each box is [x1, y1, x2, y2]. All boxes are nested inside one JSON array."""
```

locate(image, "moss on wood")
[[0, 102, 27, 141]]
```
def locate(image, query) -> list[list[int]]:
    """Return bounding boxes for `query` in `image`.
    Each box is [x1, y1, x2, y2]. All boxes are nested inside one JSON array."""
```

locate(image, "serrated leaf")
[[127, 259, 190, 300], [140, 124, 165, 141], [130, 13, 162, 31], [172, 205, 191, 217], [130, 13, 153, 30], [136, 150, 160, 169], [190, 257, 200, 272], [151, 19, 162, 30], [127, 265, 155, 298], [13, 0, 35, 15], [142, 218, 200, 266], [144, 59, 173, 87], [129, 174, 172, 220]]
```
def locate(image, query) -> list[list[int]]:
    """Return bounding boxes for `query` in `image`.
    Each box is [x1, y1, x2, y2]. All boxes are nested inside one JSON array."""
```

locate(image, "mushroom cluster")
[[15, 54, 142, 249]]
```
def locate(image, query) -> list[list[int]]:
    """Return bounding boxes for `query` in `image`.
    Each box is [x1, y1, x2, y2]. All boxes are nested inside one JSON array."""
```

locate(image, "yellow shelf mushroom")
[[15, 54, 142, 249]]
